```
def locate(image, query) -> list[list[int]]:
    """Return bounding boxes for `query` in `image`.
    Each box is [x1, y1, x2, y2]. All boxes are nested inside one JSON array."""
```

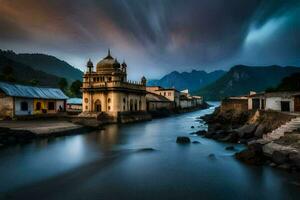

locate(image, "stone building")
[[81, 50, 148, 120], [146, 86, 180, 108]]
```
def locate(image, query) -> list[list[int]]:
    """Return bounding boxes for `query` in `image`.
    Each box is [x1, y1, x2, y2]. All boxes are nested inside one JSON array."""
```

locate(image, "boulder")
[[288, 152, 300, 168], [254, 124, 265, 138], [192, 141, 201, 144], [225, 146, 235, 151], [272, 150, 289, 165], [235, 124, 257, 139], [195, 130, 207, 136], [235, 143, 265, 165], [191, 126, 195, 129], [176, 136, 191, 144], [219, 132, 239, 143]]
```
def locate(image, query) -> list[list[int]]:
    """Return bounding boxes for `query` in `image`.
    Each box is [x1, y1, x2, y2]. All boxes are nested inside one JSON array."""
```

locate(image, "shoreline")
[[198, 107, 300, 172], [0, 103, 210, 148]]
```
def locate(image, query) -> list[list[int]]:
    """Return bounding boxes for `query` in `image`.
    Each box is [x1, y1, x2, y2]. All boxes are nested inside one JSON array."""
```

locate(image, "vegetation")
[[266, 73, 300, 92], [70, 80, 82, 97]]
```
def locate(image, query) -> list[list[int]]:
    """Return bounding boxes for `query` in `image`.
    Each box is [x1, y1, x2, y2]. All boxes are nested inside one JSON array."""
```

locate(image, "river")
[[0, 102, 300, 200]]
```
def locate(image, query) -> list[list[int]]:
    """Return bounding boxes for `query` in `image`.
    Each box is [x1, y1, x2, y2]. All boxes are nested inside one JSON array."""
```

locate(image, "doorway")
[[281, 101, 290, 112]]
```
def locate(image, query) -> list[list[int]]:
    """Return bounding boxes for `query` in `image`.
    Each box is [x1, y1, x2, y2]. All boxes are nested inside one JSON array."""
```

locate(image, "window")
[[48, 102, 55, 110], [164, 92, 166, 96], [36, 102, 41, 110], [123, 98, 126, 103], [20, 101, 28, 111], [108, 106, 111, 111], [84, 98, 88, 103], [108, 98, 111, 103], [108, 77, 112, 81], [123, 105, 125, 111], [168, 92, 171, 96]]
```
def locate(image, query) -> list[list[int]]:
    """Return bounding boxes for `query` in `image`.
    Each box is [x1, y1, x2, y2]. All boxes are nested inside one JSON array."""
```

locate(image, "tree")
[[70, 80, 82, 97], [2, 63, 15, 82], [58, 78, 68, 91], [29, 79, 40, 86]]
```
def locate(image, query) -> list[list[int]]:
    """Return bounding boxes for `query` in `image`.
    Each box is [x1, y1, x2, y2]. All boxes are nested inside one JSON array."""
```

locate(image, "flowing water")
[[0, 102, 300, 200]]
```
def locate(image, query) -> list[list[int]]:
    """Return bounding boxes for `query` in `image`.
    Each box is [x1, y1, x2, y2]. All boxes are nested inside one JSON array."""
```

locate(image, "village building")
[[146, 86, 180, 108], [0, 81, 68, 118], [220, 96, 249, 112], [180, 89, 203, 108], [81, 50, 148, 121], [146, 92, 173, 111], [66, 98, 82, 111], [248, 91, 300, 112]]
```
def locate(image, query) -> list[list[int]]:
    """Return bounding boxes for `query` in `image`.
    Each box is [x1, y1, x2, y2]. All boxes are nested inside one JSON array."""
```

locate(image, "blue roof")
[[67, 98, 82, 105], [0, 82, 68, 100]]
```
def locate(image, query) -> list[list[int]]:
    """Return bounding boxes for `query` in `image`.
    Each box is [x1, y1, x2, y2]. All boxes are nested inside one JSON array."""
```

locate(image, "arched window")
[[108, 98, 111, 103], [123, 98, 126, 103], [21, 101, 28, 111], [36, 102, 41, 111]]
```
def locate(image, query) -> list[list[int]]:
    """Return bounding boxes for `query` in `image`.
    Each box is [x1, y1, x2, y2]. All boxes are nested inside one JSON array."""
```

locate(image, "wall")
[[265, 97, 294, 112], [0, 94, 13, 118], [147, 101, 173, 111], [221, 99, 248, 112], [14, 98, 34, 115]]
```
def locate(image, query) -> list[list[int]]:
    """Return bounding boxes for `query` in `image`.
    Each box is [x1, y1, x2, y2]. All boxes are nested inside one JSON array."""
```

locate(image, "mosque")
[[81, 50, 147, 120]]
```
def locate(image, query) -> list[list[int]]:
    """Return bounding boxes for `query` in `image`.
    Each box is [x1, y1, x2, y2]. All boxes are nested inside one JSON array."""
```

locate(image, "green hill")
[[0, 55, 61, 87], [0, 50, 83, 82], [196, 65, 300, 100]]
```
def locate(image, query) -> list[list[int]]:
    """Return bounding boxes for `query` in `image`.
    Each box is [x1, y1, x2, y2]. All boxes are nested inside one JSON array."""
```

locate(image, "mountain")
[[196, 65, 300, 100], [147, 70, 226, 92], [267, 72, 300, 92], [0, 50, 83, 82], [0, 54, 61, 87]]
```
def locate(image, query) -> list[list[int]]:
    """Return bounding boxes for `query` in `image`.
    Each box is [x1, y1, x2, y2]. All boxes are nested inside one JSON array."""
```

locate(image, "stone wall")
[[0, 95, 13, 118]]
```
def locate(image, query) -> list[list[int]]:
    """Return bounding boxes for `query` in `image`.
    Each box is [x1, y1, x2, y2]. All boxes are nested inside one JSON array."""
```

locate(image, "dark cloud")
[[0, 0, 299, 79]]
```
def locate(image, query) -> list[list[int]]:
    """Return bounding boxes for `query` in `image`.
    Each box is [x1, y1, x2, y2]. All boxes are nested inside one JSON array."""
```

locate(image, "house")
[[180, 89, 203, 108], [146, 92, 173, 111], [248, 91, 300, 113], [146, 86, 180, 108], [67, 98, 82, 111], [221, 96, 248, 112], [0, 81, 68, 118]]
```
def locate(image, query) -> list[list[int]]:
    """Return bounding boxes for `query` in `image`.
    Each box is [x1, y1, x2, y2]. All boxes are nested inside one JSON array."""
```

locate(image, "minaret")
[[141, 76, 147, 86], [86, 59, 93, 73], [121, 60, 127, 82]]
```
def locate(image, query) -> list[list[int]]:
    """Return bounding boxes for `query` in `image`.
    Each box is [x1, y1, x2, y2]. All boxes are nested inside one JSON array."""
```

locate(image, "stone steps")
[[263, 117, 300, 141]]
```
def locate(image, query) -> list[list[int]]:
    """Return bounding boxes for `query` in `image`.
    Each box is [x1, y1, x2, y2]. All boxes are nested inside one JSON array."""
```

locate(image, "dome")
[[96, 49, 120, 71]]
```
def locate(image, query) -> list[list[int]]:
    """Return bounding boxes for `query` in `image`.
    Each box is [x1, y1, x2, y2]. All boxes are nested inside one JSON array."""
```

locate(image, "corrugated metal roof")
[[0, 82, 68, 100], [67, 98, 82, 105]]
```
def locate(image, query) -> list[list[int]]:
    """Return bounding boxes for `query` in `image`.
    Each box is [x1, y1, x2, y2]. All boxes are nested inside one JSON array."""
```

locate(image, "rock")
[[195, 130, 207, 136], [254, 124, 265, 138], [136, 148, 156, 152], [269, 162, 277, 167], [192, 141, 201, 144], [219, 132, 239, 143], [272, 150, 289, 165], [235, 124, 257, 139], [262, 142, 295, 157], [225, 146, 235, 151], [235, 144, 266, 165], [208, 153, 216, 159], [288, 152, 300, 168], [176, 136, 191, 144], [278, 164, 291, 170], [191, 126, 195, 129], [207, 123, 222, 134]]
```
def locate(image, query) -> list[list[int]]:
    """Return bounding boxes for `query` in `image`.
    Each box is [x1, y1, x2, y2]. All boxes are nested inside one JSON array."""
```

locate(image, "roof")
[[0, 82, 68, 100], [146, 92, 171, 102], [156, 88, 180, 92], [67, 98, 82, 105]]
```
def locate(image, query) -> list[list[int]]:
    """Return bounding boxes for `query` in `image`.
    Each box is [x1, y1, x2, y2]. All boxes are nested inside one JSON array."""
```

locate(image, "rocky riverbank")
[[199, 108, 300, 171]]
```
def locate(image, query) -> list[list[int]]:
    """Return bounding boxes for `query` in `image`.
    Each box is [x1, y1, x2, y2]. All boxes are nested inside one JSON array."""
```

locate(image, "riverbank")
[[0, 120, 96, 148], [200, 107, 300, 171]]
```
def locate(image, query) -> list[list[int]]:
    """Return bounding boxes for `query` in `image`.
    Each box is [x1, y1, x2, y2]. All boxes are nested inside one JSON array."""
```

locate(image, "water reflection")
[[1, 103, 300, 199]]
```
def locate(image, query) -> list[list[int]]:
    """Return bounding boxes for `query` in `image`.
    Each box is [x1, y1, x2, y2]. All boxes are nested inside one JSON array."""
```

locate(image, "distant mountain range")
[[147, 70, 226, 92], [0, 50, 83, 83], [196, 65, 300, 100]]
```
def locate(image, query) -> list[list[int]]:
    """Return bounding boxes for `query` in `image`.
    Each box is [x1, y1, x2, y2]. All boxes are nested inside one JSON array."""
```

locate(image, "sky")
[[0, 0, 299, 80]]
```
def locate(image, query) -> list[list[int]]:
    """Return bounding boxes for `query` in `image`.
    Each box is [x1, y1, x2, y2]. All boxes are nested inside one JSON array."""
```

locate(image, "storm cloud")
[[0, 0, 299, 79]]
